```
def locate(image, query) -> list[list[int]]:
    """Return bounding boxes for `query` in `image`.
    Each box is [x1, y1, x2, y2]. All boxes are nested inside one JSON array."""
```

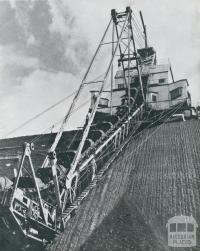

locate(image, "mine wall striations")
[[46, 120, 200, 251]]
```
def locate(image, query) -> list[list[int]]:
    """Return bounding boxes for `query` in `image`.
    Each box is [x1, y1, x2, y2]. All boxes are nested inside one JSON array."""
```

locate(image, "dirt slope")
[[46, 120, 200, 250]]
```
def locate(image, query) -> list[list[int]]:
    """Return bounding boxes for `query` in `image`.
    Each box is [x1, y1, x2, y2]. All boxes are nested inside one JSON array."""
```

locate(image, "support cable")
[[132, 11, 144, 33], [48, 18, 113, 155], [132, 17, 145, 39], [30, 98, 91, 145], [2, 90, 78, 139]]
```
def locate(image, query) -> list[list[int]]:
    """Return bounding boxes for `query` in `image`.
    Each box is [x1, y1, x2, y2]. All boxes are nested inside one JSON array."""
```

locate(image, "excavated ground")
[[47, 119, 200, 251]]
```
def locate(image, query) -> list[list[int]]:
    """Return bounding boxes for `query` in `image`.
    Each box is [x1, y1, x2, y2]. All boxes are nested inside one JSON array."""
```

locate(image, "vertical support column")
[[112, 9, 128, 89], [11, 144, 27, 204], [127, 7, 145, 102], [28, 153, 48, 225], [91, 158, 97, 181], [49, 152, 62, 211], [110, 22, 115, 115], [128, 9, 131, 114], [11, 143, 48, 225]]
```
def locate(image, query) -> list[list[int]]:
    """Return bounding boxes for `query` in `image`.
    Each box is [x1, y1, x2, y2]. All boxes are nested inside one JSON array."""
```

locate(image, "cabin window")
[[99, 98, 109, 108], [187, 223, 194, 232], [159, 78, 166, 84], [170, 87, 182, 100], [177, 223, 186, 232], [118, 84, 124, 89], [23, 197, 28, 204], [170, 223, 176, 232], [152, 94, 157, 102]]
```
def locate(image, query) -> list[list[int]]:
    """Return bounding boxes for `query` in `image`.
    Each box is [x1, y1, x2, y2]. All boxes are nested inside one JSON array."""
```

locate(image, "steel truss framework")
[[0, 7, 148, 247]]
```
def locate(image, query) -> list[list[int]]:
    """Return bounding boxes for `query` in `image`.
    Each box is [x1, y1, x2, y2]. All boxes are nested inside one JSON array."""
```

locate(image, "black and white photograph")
[[0, 0, 199, 250]]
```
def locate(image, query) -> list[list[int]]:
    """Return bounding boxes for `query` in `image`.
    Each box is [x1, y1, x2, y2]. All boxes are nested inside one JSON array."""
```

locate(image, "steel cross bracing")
[[66, 7, 145, 181], [0, 7, 147, 245], [40, 7, 145, 213], [2, 103, 144, 243]]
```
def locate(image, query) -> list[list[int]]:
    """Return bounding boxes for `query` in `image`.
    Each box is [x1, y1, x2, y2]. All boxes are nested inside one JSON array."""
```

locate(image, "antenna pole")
[[170, 65, 175, 83]]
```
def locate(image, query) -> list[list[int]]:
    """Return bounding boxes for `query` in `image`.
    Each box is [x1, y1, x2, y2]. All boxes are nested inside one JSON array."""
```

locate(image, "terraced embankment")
[[47, 119, 200, 251]]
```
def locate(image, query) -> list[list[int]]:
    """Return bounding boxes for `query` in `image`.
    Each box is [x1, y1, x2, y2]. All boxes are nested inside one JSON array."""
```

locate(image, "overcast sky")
[[0, 0, 199, 138]]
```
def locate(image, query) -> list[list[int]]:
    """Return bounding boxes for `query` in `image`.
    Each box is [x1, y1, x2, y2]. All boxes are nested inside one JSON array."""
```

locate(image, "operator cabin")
[[90, 47, 191, 114], [144, 64, 191, 110]]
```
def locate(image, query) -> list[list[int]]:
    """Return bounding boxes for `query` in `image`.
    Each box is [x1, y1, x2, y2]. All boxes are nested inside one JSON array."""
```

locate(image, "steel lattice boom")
[[0, 6, 193, 250]]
